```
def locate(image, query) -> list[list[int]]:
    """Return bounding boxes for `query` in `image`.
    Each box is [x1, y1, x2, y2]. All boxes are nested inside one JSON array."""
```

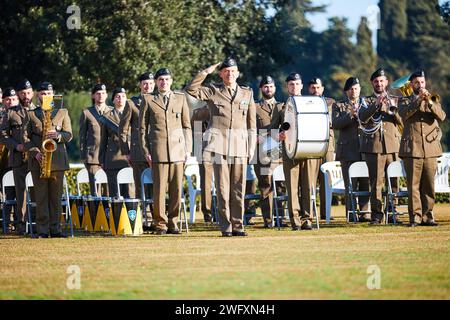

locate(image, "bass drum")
[[283, 96, 329, 160]]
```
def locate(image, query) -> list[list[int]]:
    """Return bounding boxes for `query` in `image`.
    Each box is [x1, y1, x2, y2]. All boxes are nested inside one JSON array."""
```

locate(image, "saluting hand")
[[204, 63, 221, 75]]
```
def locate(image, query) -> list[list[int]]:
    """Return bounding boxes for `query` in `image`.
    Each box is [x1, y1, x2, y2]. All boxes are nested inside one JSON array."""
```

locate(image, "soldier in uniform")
[[0, 84, 33, 235], [186, 58, 257, 237], [79, 83, 112, 196], [271, 72, 319, 230], [332, 77, 370, 221], [119, 72, 153, 200], [358, 68, 402, 224], [191, 104, 214, 223], [23, 82, 72, 238], [100, 87, 131, 198], [17, 79, 36, 111], [139, 68, 192, 235], [254, 75, 285, 228], [308, 77, 336, 220], [398, 70, 446, 227]]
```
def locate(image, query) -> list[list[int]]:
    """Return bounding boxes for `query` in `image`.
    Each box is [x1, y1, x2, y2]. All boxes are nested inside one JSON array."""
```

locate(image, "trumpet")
[[380, 91, 398, 115], [420, 90, 440, 106]]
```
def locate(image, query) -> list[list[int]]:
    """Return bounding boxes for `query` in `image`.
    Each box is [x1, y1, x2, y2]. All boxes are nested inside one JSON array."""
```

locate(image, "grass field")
[[1, 204, 449, 300]]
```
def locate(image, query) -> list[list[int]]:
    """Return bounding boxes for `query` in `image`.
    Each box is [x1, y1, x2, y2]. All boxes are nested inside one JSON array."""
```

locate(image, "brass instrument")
[[391, 74, 414, 97], [420, 90, 440, 107], [40, 95, 59, 179]]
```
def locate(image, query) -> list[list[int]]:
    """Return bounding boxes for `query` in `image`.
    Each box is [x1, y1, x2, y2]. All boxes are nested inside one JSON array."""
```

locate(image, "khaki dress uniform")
[[79, 105, 112, 196], [100, 108, 131, 198], [119, 96, 149, 199], [255, 98, 285, 226], [358, 94, 402, 222], [191, 105, 214, 222], [23, 107, 72, 236], [399, 95, 446, 224], [139, 91, 192, 232], [0, 104, 30, 233], [332, 99, 369, 216], [271, 98, 321, 229], [186, 72, 257, 234]]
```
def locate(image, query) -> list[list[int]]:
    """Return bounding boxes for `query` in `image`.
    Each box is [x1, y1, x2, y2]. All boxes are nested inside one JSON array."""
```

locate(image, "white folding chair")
[[184, 164, 201, 223], [94, 169, 108, 196], [244, 164, 260, 225], [320, 161, 346, 224], [25, 172, 35, 235], [435, 155, 450, 193], [385, 160, 408, 225], [76, 168, 89, 196], [348, 161, 372, 223], [140, 168, 188, 233], [116, 167, 135, 198], [2, 170, 16, 234], [272, 165, 288, 229], [141, 168, 154, 228]]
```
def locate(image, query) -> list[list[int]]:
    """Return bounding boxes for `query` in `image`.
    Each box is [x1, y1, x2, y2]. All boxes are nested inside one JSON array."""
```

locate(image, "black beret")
[[285, 72, 302, 83], [2, 87, 17, 98], [409, 69, 425, 81], [344, 77, 360, 91], [259, 75, 275, 87], [219, 57, 237, 70], [309, 77, 323, 86], [155, 68, 172, 79], [91, 83, 107, 94], [370, 68, 386, 81], [138, 72, 154, 81], [16, 79, 32, 91], [37, 81, 53, 92], [112, 87, 126, 100]]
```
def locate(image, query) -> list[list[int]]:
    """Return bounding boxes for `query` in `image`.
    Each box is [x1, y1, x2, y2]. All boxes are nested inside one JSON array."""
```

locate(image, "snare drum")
[[283, 96, 330, 159], [110, 198, 143, 236]]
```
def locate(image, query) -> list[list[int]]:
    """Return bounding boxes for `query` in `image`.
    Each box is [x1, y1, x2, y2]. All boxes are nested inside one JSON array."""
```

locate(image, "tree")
[[354, 17, 377, 96]]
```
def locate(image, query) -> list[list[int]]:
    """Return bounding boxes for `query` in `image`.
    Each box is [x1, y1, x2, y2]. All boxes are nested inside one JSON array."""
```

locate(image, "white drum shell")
[[283, 96, 329, 159]]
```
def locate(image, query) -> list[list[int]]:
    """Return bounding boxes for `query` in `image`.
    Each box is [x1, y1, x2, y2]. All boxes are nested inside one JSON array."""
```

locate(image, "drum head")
[[284, 96, 330, 160]]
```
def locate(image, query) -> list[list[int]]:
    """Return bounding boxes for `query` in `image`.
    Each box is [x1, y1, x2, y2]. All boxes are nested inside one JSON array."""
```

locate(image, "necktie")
[[163, 95, 168, 106]]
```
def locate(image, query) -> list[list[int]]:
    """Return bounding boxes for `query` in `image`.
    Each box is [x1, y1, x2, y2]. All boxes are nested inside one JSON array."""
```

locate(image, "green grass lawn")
[[1, 204, 449, 300]]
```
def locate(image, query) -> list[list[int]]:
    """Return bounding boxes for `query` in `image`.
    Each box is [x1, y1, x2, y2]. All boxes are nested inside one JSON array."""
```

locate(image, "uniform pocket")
[[425, 127, 439, 143]]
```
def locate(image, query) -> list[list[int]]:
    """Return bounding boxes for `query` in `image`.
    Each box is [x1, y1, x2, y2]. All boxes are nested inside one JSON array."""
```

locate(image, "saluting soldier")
[[0, 88, 25, 234], [332, 77, 370, 221], [358, 68, 402, 224], [23, 82, 72, 238], [271, 72, 319, 231], [308, 77, 336, 220], [119, 72, 154, 199], [139, 68, 192, 235], [100, 87, 131, 199], [79, 83, 112, 196], [254, 75, 285, 228], [191, 104, 214, 223], [398, 70, 446, 227], [186, 58, 257, 237]]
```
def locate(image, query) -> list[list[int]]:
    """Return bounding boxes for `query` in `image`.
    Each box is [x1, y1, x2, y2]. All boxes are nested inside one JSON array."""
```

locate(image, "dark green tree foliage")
[[354, 17, 376, 96], [439, 1, 450, 25]]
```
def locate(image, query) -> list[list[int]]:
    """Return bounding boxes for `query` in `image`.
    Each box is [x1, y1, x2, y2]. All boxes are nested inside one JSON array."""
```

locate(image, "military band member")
[[119, 72, 154, 199], [191, 104, 214, 223], [139, 68, 192, 235], [79, 83, 112, 196], [17, 79, 36, 111], [186, 58, 257, 237], [358, 68, 402, 224], [308, 77, 336, 220], [398, 70, 446, 227], [255, 75, 285, 228], [0, 88, 24, 233], [100, 87, 131, 198], [23, 82, 72, 238], [332, 77, 370, 221]]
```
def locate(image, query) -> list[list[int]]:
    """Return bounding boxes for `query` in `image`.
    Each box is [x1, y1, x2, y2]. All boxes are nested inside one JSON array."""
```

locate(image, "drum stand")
[[310, 185, 320, 230]]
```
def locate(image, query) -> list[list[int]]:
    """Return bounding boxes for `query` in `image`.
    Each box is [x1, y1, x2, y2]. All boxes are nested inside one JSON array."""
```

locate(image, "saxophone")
[[40, 95, 58, 179]]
